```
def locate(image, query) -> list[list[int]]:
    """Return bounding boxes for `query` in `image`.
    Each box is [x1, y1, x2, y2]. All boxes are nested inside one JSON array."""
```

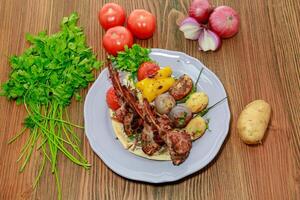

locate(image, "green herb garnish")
[[1, 12, 102, 200], [198, 97, 228, 117], [128, 134, 136, 141], [109, 44, 151, 79], [178, 112, 188, 126]]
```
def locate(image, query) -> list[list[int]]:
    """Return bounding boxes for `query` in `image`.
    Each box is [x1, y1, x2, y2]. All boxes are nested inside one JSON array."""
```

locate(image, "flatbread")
[[109, 110, 171, 161]]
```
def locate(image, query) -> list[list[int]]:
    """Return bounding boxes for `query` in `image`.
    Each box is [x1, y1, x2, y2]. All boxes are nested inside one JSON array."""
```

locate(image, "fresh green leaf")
[[0, 12, 101, 200], [109, 44, 151, 79]]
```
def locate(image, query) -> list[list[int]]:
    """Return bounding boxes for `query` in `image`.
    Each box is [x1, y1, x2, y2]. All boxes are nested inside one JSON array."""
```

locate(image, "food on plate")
[[169, 104, 193, 128], [137, 61, 160, 81], [136, 77, 175, 102], [209, 6, 240, 38], [1, 13, 101, 199], [153, 66, 173, 78], [179, 0, 239, 51], [136, 68, 175, 102], [108, 62, 191, 164], [105, 45, 224, 165], [154, 93, 176, 114], [237, 100, 271, 144], [169, 74, 194, 100], [98, 3, 126, 30], [109, 44, 151, 78], [185, 116, 207, 140], [127, 9, 156, 39], [106, 87, 121, 110], [185, 92, 209, 113], [103, 26, 133, 55]]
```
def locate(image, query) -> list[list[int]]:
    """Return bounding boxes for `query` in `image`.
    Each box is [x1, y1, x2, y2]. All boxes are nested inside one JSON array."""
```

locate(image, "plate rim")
[[84, 48, 231, 183]]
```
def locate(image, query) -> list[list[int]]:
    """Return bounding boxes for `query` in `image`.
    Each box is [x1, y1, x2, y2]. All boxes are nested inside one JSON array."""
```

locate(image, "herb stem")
[[198, 96, 228, 117], [7, 127, 27, 144]]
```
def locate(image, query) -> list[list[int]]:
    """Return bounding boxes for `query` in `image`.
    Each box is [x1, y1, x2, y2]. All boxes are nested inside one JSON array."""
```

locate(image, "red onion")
[[198, 28, 221, 51], [209, 6, 240, 38], [189, 0, 213, 23], [179, 17, 203, 40]]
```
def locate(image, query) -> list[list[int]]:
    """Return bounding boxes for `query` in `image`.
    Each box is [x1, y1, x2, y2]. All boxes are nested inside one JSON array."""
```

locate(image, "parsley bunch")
[[1, 13, 101, 199], [109, 44, 151, 79]]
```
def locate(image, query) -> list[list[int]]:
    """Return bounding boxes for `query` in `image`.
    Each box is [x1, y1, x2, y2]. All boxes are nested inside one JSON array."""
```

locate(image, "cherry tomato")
[[106, 87, 121, 110], [103, 26, 134, 56], [98, 3, 126, 30], [137, 62, 160, 81], [127, 9, 156, 39]]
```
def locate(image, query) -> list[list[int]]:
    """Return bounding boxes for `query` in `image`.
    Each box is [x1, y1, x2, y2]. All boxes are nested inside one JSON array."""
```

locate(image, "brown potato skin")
[[169, 75, 193, 100]]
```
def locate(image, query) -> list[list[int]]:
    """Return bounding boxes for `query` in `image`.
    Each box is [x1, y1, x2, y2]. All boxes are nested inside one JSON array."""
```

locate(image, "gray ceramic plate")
[[84, 49, 230, 183]]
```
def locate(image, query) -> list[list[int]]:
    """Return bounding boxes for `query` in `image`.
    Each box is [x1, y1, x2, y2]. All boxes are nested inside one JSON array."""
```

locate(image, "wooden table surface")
[[0, 0, 299, 199]]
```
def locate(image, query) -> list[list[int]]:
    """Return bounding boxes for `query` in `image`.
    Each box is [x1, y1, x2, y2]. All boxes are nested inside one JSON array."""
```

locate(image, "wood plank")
[[0, 0, 298, 199]]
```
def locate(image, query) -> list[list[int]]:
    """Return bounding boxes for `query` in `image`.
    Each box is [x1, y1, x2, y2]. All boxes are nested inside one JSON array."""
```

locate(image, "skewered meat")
[[112, 103, 128, 123], [143, 99, 192, 165], [108, 62, 192, 165], [141, 123, 161, 155], [169, 74, 193, 100]]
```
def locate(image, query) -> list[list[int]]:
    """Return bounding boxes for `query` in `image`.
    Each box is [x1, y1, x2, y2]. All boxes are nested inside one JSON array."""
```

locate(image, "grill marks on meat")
[[108, 62, 144, 134], [143, 99, 192, 165], [112, 103, 128, 123], [113, 105, 144, 136], [164, 129, 192, 165], [123, 112, 134, 135], [108, 62, 192, 165], [141, 123, 161, 155], [169, 74, 193, 100]]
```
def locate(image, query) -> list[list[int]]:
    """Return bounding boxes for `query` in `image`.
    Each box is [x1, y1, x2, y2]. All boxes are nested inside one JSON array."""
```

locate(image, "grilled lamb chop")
[[108, 62, 192, 165], [143, 99, 192, 165], [141, 123, 161, 155]]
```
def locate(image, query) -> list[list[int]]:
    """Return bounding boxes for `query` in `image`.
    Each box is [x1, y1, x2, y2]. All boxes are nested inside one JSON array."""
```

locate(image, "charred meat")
[[107, 62, 192, 165]]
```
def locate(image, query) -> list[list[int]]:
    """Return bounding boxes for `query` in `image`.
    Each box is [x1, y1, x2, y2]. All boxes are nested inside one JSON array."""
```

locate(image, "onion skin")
[[198, 28, 221, 51], [209, 6, 240, 38], [179, 17, 203, 40], [189, 0, 213, 23]]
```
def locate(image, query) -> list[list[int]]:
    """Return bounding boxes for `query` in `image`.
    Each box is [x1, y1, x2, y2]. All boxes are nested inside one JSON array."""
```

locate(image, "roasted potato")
[[169, 104, 192, 128], [237, 100, 271, 144], [154, 93, 176, 114], [185, 92, 208, 113], [185, 116, 207, 140]]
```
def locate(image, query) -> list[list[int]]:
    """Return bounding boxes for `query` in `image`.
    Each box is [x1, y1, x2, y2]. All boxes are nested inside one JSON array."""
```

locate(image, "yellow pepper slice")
[[136, 77, 175, 102], [136, 66, 175, 102], [154, 66, 172, 78]]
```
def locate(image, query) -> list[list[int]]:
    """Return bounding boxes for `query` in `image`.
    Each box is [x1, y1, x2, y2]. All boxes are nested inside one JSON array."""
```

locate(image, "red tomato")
[[98, 3, 126, 30], [106, 87, 120, 110], [127, 9, 156, 39], [103, 26, 134, 56], [137, 62, 160, 81]]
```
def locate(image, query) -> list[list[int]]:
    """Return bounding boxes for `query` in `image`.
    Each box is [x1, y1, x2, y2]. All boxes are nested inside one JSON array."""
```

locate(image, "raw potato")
[[185, 116, 207, 140], [185, 92, 209, 113], [237, 100, 271, 144]]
